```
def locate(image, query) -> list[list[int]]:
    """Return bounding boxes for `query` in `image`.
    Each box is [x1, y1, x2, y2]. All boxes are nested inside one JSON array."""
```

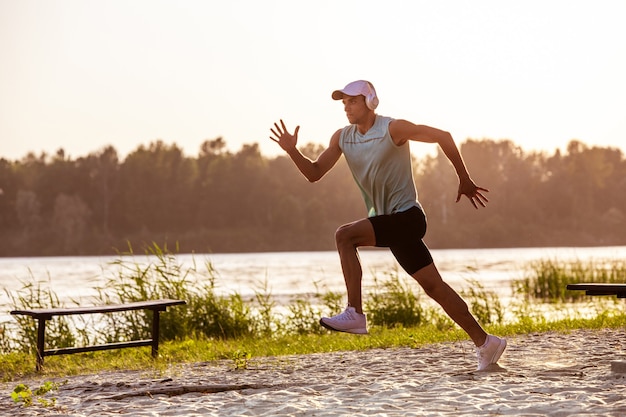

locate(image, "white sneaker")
[[320, 306, 368, 334], [476, 335, 507, 370]]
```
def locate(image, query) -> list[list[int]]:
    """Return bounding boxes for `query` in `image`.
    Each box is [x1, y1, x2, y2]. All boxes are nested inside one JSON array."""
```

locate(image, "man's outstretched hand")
[[457, 178, 489, 209], [270, 119, 300, 152]]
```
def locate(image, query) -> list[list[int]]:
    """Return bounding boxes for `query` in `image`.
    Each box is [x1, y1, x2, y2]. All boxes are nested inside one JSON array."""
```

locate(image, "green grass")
[[1, 312, 624, 382]]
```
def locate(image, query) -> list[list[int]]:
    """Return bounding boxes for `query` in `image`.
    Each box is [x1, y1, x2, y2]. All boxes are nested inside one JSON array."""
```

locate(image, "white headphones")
[[364, 81, 379, 110]]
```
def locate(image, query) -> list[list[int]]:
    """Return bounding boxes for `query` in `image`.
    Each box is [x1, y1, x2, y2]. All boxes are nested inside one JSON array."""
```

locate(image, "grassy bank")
[[1, 244, 625, 382]]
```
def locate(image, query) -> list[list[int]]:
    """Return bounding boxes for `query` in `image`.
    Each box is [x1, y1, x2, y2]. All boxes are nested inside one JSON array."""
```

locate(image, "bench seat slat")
[[10, 299, 185, 318], [567, 283, 626, 298]]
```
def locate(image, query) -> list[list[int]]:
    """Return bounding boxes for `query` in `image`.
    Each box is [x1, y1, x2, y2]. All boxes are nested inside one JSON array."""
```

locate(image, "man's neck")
[[356, 113, 377, 134]]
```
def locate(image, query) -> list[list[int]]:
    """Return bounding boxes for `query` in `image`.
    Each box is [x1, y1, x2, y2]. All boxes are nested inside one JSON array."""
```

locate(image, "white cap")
[[331, 80, 379, 110]]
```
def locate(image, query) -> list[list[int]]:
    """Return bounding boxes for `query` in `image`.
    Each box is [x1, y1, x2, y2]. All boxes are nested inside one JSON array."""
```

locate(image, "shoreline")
[[2, 328, 626, 416]]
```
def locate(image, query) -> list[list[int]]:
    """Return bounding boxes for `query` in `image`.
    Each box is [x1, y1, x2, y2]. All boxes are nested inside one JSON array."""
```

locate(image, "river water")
[[1, 245, 625, 325]]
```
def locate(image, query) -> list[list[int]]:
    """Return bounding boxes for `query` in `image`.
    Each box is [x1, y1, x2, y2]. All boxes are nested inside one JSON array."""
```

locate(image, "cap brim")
[[331, 90, 344, 100], [332, 84, 365, 100]]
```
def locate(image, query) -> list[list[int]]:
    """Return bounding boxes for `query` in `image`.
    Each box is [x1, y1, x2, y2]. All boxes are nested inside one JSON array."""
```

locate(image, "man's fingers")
[[270, 120, 299, 149], [456, 189, 488, 209], [272, 120, 294, 137]]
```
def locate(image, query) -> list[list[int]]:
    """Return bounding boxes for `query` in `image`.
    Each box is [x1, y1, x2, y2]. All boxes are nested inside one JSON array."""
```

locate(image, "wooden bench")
[[566, 283, 626, 299], [11, 299, 186, 371]]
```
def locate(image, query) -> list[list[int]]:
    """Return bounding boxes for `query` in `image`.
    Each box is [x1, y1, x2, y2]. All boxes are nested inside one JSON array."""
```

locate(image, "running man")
[[269, 80, 506, 370]]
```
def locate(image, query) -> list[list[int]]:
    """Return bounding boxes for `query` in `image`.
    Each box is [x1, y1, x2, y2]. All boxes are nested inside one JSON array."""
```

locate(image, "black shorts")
[[368, 206, 433, 275]]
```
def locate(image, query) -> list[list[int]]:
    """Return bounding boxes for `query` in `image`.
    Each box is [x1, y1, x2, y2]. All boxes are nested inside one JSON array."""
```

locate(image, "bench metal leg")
[[36, 318, 47, 372], [151, 310, 160, 358]]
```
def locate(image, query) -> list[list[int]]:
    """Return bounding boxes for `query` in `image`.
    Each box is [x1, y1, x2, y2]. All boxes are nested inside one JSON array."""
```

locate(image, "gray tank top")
[[338, 115, 421, 216]]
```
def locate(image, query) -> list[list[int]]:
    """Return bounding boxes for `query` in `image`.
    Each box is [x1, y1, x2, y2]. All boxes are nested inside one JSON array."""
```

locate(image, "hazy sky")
[[1, 0, 625, 161]]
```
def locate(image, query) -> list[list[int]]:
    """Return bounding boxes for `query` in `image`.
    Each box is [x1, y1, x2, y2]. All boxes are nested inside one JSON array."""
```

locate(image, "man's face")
[[341, 95, 369, 124]]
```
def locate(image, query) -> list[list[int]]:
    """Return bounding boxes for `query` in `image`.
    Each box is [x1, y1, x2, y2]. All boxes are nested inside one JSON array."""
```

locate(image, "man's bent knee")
[[335, 220, 375, 248]]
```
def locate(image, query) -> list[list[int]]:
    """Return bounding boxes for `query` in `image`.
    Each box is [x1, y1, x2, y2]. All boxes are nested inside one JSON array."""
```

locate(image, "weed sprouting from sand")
[[231, 350, 252, 370], [11, 381, 59, 407]]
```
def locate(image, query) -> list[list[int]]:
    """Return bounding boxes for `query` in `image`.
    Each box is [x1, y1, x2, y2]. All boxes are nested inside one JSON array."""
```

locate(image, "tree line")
[[0, 137, 624, 257]]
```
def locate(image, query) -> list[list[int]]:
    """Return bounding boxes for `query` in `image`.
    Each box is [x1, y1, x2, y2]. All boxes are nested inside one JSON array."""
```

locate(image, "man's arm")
[[389, 119, 489, 209], [270, 119, 342, 183]]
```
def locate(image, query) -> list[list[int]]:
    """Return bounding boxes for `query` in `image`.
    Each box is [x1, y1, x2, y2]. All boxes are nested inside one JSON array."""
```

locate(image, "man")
[[269, 80, 506, 370]]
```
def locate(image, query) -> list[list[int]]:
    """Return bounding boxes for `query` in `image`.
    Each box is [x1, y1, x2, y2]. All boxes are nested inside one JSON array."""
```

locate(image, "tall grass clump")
[[514, 258, 626, 303], [364, 270, 506, 329], [5, 278, 76, 354], [94, 242, 256, 341], [260, 281, 344, 336], [291, 289, 343, 335], [460, 278, 504, 325], [93, 242, 194, 342], [366, 270, 426, 327]]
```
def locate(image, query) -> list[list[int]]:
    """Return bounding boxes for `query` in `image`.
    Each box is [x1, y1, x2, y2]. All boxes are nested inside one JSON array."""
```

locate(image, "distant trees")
[[0, 137, 624, 256], [416, 139, 626, 248]]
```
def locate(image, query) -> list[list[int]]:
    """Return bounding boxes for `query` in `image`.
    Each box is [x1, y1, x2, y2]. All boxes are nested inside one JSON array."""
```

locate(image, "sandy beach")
[[2, 328, 625, 416]]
